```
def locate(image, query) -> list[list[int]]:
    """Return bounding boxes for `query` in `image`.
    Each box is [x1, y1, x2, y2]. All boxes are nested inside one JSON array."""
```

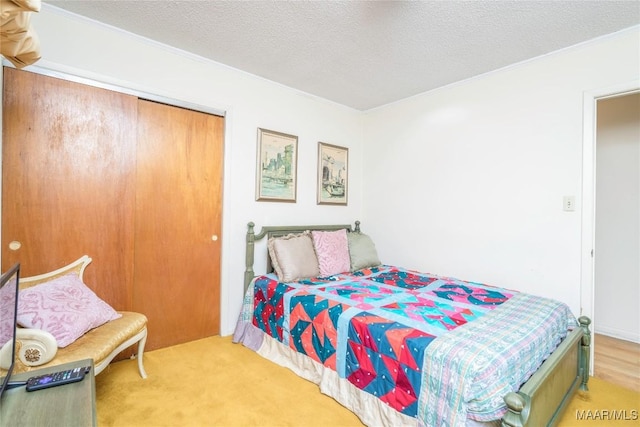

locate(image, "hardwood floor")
[[594, 333, 640, 392]]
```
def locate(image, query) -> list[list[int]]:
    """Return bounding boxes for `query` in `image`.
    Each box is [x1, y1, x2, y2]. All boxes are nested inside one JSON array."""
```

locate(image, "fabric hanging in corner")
[[0, 0, 41, 68]]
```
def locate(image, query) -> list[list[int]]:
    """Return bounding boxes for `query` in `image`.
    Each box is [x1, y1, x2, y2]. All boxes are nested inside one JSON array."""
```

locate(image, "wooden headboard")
[[243, 221, 361, 292]]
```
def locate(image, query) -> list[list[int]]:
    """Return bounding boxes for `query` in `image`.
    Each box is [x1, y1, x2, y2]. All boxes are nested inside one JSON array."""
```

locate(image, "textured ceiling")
[[44, 1, 640, 111]]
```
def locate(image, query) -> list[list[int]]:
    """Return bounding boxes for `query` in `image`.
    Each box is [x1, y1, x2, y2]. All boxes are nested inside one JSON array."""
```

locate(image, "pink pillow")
[[17, 273, 121, 348], [0, 280, 17, 346], [311, 229, 350, 277]]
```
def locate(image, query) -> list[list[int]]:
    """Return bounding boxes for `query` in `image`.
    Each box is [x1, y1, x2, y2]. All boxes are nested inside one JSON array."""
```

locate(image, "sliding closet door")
[[2, 68, 223, 351], [1, 67, 137, 307], [134, 100, 222, 350]]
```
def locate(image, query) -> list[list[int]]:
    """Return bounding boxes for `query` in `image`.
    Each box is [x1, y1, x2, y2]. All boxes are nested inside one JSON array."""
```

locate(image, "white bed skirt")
[[252, 327, 500, 427], [257, 329, 416, 427]]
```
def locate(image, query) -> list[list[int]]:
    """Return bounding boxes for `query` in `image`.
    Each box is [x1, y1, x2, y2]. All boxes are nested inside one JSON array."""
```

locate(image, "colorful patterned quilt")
[[246, 265, 576, 425]]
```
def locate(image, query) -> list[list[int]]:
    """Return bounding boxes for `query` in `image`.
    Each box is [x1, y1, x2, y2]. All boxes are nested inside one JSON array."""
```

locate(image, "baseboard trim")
[[594, 327, 640, 344]]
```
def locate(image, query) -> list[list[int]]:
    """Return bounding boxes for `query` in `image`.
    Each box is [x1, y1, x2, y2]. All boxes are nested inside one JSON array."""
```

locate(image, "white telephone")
[[0, 328, 57, 369]]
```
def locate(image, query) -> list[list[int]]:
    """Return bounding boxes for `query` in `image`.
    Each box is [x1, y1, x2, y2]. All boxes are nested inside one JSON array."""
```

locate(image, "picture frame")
[[256, 128, 298, 202], [317, 142, 348, 205]]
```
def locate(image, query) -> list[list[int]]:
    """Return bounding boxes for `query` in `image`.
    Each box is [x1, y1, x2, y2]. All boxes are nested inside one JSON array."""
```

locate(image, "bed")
[[233, 221, 591, 427]]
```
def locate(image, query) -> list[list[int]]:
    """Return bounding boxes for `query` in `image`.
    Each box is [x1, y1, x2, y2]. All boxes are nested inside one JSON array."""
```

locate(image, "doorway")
[[581, 82, 640, 378], [593, 93, 640, 391]]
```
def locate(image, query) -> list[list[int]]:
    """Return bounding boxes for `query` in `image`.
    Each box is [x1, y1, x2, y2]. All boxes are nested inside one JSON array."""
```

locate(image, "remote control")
[[25, 366, 91, 392]]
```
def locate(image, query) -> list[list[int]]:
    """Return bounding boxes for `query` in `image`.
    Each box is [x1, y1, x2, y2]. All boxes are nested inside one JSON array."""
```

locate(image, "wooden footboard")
[[502, 316, 591, 427]]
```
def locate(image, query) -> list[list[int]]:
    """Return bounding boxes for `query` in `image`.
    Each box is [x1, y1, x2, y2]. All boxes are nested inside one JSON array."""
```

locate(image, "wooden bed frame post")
[[502, 393, 530, 427], [578, 316, 591, 392], [244, 222, 256, 294]]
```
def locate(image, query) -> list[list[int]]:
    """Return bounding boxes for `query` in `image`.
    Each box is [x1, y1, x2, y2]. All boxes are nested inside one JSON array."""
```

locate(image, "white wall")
[[5, 7, 639, 335], [7, 6, 364, 335], [595, 93, 640, 342], [361, 27, 640, 317]]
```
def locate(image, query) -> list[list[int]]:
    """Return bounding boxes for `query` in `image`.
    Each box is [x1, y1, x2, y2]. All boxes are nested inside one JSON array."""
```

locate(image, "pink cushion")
[[17, 273, 121, 348], [311, 229, 350, 277]]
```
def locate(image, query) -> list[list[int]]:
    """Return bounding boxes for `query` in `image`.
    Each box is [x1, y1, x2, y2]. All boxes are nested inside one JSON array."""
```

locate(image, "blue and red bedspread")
[[245, 265, 576, 425]]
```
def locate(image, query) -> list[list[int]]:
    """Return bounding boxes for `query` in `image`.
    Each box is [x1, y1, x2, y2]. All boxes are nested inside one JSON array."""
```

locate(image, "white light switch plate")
[[563, 196, 575, 212]]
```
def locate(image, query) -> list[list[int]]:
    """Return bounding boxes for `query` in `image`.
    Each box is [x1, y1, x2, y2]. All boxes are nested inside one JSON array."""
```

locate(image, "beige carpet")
[[96, 336, 640, 426]]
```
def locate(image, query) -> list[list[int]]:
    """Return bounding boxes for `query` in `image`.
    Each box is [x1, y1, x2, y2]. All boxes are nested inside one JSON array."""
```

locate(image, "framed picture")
[[317, 142, 348, 205], [256, 128, 298, 202]]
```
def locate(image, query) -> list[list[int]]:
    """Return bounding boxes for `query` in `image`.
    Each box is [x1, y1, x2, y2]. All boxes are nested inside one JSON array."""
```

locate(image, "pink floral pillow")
[[0, 279, 17, 346], [311, 229, 350, 277], [17, 273, 121, 348]]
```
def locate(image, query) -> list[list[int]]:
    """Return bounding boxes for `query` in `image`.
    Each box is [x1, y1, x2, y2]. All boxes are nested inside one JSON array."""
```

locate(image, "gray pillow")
[[347, 232, 381, 271], [268, 231, 319, 282]]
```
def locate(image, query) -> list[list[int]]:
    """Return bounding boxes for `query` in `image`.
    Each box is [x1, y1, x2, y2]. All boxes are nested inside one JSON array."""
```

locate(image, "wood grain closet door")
[[1, 67, 137, 308], [134, 100, 222, 350]]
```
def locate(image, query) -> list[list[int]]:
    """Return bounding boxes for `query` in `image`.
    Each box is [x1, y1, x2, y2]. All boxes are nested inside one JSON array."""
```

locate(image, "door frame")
[[580, 79, 640, 373], [0, 61, 225, 118]]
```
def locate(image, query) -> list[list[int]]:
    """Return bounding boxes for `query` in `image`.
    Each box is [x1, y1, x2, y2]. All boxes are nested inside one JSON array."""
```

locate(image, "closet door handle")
[[8, 241, 21, 251], [211, 235, 218, 242]]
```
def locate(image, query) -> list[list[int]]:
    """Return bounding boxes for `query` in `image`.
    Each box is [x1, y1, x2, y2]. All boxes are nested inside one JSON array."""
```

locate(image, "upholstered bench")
[[0, 255, 147, 378]]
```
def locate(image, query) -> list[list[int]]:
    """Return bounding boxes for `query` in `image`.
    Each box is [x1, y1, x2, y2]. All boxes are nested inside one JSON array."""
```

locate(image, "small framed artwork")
[[317, 142, 348, 205], [256, 128, 298, 202]]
